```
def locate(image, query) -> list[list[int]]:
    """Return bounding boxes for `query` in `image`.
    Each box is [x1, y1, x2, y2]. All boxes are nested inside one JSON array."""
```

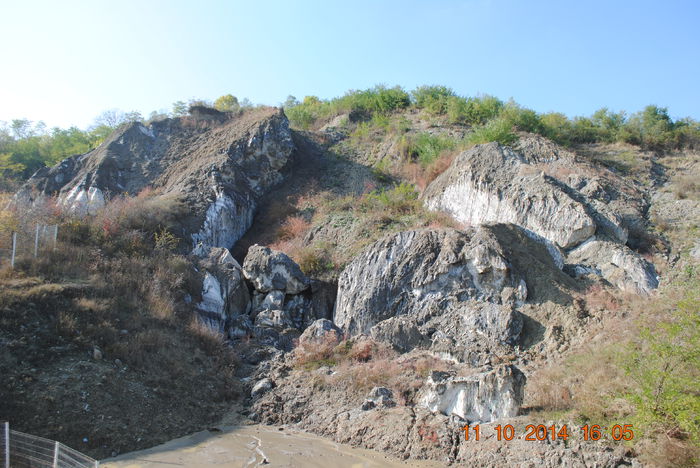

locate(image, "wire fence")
[[1, 422, 98, 468], [0, 224, 58, 268]]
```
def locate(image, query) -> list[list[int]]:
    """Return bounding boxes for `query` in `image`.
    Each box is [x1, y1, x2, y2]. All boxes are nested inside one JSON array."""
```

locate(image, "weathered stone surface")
[[196, 247, 250, 328], [419, 366, 525, 423], [243, 245, 310, 295], [261, 290, 285, 310], [334, 227, 527, 337], [254, 309, 294, 329], [422, 143, 598, 249], [283, 295, 313, 329], [422, 142, 630, 249], [420, 301, 524, 359], [370, 316, 425, 353], [567, 238, 659, 294], [17, 108, 294, 254], [299, 319, 342, 344]]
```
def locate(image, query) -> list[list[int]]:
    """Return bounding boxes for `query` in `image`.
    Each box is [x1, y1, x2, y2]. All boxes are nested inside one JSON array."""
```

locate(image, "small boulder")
[[243, 245, 310, 294], [299, 319, 342, 344], [361, 386, 396, 410], [251, 378, 275, 399], [197, 247, 251, 325]]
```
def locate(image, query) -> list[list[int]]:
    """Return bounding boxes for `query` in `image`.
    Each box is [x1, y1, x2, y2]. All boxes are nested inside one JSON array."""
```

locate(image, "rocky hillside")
[[4, 102, 699, 466], [17, 107, 294, 255]]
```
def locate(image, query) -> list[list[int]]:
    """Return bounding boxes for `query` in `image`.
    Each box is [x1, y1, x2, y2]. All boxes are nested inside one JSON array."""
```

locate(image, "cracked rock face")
[[419, 366, 525, 423], [334, 227, 527, 337], [16, 107, 294, 255]]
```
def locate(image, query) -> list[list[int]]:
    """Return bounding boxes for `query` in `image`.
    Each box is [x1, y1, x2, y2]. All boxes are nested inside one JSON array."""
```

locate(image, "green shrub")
[[411, 85, 456, 115], [464, 95, 504, 125], [499, 102, 545, 134], [541, 112, 574, 145], [285, 105, 316, 129], [467, 118, 517, 145], [363, 182, 419, 215], [623, 277, 700, 445], [404, 133, 459, 166]]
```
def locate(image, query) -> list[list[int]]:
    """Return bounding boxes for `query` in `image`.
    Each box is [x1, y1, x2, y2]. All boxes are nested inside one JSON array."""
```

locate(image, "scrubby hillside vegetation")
[[1, 87, 698, 466]]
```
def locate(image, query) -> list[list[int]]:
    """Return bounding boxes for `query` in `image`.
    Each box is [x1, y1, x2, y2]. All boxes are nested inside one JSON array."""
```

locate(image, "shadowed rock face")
[[16, 107, 295, 254]]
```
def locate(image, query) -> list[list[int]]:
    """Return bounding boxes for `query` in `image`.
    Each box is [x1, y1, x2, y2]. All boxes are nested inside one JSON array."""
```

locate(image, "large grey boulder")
[[334, 227, 527, 337], [567, 238, 659, 294], [16, 107, 294, 255], [243, 245, 311, 295], [419, 366, 525, 423]]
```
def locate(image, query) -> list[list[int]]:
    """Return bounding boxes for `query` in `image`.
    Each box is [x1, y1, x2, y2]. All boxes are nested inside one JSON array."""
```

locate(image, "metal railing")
[[1, 422, 98, 468], [0, 224, 58, 268]]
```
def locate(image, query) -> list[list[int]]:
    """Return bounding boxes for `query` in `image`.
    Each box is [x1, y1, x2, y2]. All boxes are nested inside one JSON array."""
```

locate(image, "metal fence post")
[[53, 440, 59, 468], [34, 224, 40, 258], [10, 233, 16, 268], [4, 421, 9, 468]]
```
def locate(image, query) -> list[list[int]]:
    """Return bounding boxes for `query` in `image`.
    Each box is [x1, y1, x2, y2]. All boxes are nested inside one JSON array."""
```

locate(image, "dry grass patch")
[[293, 336, 453, 404]]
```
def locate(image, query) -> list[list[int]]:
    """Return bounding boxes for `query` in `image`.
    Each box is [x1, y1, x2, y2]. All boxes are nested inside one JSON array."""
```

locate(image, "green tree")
[[213, 94, 240, 112], [283, 95, 300, 109], [172, 101, 188, 116], [10, 119, 38, 139]]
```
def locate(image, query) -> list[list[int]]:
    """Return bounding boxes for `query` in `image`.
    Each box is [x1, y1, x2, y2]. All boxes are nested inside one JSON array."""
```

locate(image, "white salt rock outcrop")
[[422, 141, 658, 294], [422, 143, 603, 249], [419, 366, 525, 423], [61, 184, 106, 216], [196, 247, 250, 329]]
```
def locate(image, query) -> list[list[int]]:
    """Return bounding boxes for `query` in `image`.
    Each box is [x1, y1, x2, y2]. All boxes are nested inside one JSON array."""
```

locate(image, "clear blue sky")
[[1, 0, 698, 129]]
